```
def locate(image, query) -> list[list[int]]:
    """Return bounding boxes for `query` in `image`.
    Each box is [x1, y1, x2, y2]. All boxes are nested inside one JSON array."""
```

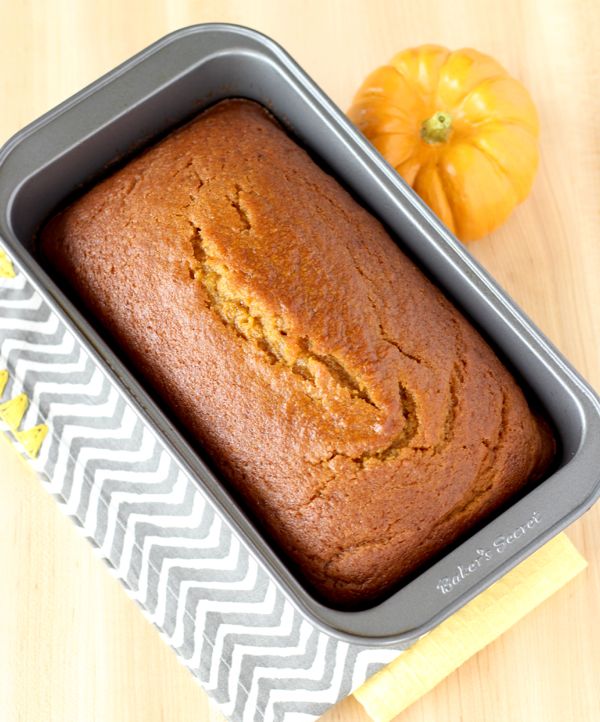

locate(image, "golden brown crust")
[[39, 99, 555, 606]]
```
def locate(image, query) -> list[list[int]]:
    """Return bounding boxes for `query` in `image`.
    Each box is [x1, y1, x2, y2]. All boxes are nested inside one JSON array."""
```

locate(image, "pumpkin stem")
[[421, 111, 453, 144]]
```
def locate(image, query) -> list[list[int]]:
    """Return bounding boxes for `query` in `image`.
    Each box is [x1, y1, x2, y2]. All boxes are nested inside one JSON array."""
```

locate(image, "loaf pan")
[[0, 23, 598, 646]]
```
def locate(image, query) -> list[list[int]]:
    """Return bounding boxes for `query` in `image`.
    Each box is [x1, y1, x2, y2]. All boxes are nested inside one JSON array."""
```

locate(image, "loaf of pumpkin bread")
[[40, 99, 555, 606]]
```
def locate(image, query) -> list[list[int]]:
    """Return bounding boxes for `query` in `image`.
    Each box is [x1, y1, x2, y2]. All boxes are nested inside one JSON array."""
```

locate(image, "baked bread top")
[[40, 99, 555, 606]]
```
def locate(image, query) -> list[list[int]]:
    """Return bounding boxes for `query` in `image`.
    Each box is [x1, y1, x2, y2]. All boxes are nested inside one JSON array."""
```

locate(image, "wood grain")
[[0, 1, 599, 720]]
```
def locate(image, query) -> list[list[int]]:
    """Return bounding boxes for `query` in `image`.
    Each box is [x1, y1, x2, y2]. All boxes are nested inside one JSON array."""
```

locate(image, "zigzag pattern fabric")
[[0, 247, 403, 722]]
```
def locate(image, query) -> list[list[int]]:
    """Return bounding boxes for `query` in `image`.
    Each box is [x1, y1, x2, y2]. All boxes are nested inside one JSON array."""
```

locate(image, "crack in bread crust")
[[186, 221, 381, 410], [314, 383, 418, 471], [320, 388, 509, 587], [227, 184, 251, 230], [295, 315, 468, 566], [183, 175, 471, 487]]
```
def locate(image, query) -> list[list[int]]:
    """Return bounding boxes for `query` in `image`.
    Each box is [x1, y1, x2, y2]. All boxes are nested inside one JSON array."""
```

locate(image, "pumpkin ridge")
[[371, 132, 421, 170], [440, 144, 519, 239], [436, 163, 459, 235], [455, 76, 539, 135], [435, 158, 471, 240], [436, 49, 508, 109], [388, 60, 433, 109], [413, 159, 458, 236], [467, 139, 528, 202], [430, 159, 459, 237], [440, 73, 507, 114], [462, 118, 539, 135]]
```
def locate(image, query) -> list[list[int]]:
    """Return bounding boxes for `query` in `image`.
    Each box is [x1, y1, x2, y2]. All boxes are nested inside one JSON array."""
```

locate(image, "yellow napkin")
[[353, 532, 586, 721]]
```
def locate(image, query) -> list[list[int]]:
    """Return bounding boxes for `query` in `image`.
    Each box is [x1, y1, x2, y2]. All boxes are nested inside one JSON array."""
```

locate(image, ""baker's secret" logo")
[[436, 511, 542, 595]]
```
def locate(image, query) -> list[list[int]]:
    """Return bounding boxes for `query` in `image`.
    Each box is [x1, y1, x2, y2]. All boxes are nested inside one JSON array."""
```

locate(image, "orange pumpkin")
[[348, 45, 540, 242]]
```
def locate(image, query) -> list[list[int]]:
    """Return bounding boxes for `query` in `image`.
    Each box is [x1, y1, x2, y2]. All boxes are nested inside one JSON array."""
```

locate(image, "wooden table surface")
[[1, 1, 599, 721]]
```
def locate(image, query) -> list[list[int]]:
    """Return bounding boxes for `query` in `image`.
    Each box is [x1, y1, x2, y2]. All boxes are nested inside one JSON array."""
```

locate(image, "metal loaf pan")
[[0, 24, 599, 646]]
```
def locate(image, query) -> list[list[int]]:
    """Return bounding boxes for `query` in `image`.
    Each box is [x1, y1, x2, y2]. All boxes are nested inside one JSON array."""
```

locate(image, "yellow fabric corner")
[[0, 369, 8, 398], [13, 424, 48, 459], [0, 393, 29, 431], [354, 533, 586, 722], [0, 248, 15, 278]]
